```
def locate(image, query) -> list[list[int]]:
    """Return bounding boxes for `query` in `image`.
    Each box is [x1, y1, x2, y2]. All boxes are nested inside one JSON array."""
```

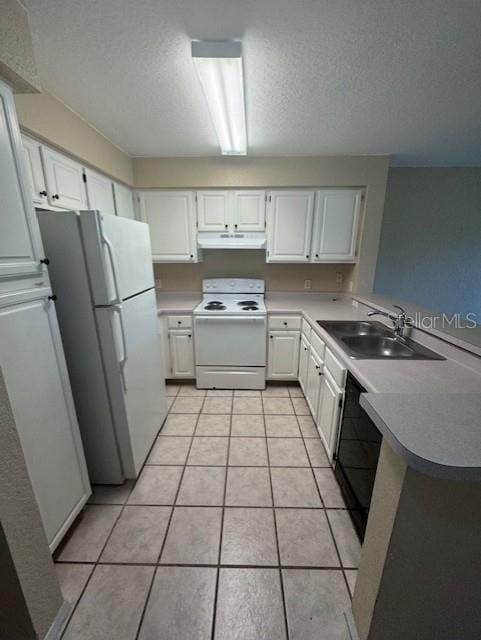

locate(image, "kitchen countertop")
[[157, 289, 481, 479], [360, 393, 481, 480]]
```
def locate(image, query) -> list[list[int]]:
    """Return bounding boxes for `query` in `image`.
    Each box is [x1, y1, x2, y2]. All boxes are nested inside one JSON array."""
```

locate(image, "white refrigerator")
[[38, 210, 166, 484]]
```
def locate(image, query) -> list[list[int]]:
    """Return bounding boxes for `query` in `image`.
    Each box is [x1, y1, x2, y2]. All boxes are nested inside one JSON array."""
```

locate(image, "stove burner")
[[205, 303, 226, 310], [242, 306, 259, 311], [207, 301, 224, 306], [237, 300, 258, 306]]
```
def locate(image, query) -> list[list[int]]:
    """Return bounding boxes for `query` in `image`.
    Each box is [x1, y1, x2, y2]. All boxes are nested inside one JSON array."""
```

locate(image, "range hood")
[[197, 232, 266, 250]]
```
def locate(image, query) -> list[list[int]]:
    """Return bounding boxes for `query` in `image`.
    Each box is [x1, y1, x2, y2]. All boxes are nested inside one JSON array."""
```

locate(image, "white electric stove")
[[194, 278, 267, 389]]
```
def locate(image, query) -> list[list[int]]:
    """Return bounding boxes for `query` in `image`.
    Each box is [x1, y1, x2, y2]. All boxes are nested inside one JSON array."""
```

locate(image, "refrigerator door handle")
[[101, 231, 122, 305], [112, 303, 128, 391]]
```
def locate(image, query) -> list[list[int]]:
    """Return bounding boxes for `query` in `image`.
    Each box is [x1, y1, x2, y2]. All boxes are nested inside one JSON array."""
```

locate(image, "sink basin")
[[317, 320, 445, 360], [342, 336, 415, 358], [319, 320, 392, 337]]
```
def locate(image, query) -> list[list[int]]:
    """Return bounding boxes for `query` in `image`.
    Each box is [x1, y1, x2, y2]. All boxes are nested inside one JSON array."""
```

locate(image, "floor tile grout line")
[[133, 393, 204, 640], [265, 409, 291, 640], [59, 390, 179, 638], [294, 411, 355, 600], [210, 397, 233, 640], [55, 559, 357, 570]]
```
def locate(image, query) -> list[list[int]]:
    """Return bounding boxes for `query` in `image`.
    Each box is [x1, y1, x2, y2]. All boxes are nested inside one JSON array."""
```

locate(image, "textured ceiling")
[[23, 0, 481, 164]]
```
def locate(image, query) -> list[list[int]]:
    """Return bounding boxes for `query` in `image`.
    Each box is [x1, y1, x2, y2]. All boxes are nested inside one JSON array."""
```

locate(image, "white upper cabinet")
[[233, 190, 265, 231], [266, 191, 315, 262], [42, 147, 88, 210], [0, 80, 44, 280], [113, 182, 135, 219], [21, 135, 48, 207], [139, 191, 198, 262], [85, 168, 116, 216], [197, 190, 266, 232], [312, 190, 362, 262], [197, 191, 230, 231]]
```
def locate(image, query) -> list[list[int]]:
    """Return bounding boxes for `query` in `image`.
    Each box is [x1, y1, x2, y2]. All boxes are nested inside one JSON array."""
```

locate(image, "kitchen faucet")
[[367, 305, 408, 338]]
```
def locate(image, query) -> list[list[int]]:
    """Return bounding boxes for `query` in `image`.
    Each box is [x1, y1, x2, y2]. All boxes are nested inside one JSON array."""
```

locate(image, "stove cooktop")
[[194, 293, 266, 315]]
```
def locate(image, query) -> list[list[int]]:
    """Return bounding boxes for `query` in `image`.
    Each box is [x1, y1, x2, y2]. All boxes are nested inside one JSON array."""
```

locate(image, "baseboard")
[[344, 607, 360, 640], [43, 601, 72, 640]]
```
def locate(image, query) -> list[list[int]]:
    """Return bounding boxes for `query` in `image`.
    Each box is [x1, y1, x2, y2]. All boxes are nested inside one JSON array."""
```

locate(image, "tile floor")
[[56, 382, 360, 640]]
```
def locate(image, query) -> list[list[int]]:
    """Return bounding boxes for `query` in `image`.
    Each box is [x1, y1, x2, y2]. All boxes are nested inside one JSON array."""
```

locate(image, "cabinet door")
[[85, 169, 116, 216], [0, 80, 44, 279], [268, 331, 300, 380], [0, 294, 90, 550], [42, 147, 88, 210], [21, 135, 48, 206], [317, 368, 342, 460], [312, 190, 361, 262], [197, 191, 230, 231], [233, 190, 265, 231], [305, 348, 323, 416], [139, 191, 197, 262], [298, 333, 310, 392], [169, 330, 194, 378], [114, 183, 135, 219], [266, 191, 315, 262]]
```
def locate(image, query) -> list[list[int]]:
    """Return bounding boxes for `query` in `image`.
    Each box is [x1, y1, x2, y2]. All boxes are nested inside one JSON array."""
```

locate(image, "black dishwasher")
[[334, 372, 382, 542]]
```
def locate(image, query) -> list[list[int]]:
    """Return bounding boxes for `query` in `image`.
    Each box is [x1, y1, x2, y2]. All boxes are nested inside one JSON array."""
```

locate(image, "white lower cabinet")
[[168, 329, 195, 378], [317, 368, 343, 460], [0, 291, 90, 551], [268, 330, 300, 379], [298, 333, 310, 392], [305, 346, 323, 416]]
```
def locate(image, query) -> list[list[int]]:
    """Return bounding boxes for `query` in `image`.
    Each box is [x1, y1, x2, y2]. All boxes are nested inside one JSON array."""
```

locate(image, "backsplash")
[[153, 250, 355, 292]]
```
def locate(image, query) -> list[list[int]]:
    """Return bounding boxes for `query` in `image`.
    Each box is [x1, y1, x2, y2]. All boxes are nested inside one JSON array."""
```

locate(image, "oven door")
[[194, 315, 267, 366]]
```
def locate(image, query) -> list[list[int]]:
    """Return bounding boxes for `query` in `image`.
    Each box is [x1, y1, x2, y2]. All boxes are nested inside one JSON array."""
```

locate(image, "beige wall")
[[0, 0, 40, 92], [15, 93, 134, 185], [154, 252, 355, 292], [0, 368, 63, 639], [135, 155, 389, 292]]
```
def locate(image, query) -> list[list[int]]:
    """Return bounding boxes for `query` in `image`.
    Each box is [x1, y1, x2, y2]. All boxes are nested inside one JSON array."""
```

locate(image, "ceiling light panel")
[[192, 40, 247, 156]]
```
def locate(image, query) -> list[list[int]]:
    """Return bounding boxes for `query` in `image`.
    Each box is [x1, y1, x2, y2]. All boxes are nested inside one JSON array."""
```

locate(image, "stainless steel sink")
[[317, 320, 445, 360]]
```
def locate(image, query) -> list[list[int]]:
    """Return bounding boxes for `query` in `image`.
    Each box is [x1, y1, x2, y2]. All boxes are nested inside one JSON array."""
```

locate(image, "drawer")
[[268, 315, 302, 330], [325, 347, 346, 388], [301, 318, 312, 338], [310, 330, 326, 360], [167, 315, 192, 329]]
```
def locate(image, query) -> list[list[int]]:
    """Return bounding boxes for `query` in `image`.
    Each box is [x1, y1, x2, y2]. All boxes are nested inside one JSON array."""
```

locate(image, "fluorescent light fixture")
[[192, 40, 247, 156]]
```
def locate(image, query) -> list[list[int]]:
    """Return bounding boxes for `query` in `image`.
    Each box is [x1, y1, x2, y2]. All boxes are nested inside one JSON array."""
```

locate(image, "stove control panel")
[[202, 278, 265, 294]]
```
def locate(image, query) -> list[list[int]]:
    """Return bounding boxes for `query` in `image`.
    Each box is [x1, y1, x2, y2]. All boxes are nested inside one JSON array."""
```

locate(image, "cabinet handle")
[[48, 294, 57, 302], [319, 371, 323, 377], [39, 190, 47, 197], [177, 321, 182, 325], [283, 321, 288, 326], [188, 334, 192, 338], [270, 335, 273, 339], [315, 253, 319, 258], [224, 224, 228, 229], [315, 365, 320, 369], [40, 258, 50, 265], [52, 194, 60, 200], [234, 224, 238, 229], [190, 254, 194, 259], [305, 254, 309, 259], [304, 347, 308, 351]]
